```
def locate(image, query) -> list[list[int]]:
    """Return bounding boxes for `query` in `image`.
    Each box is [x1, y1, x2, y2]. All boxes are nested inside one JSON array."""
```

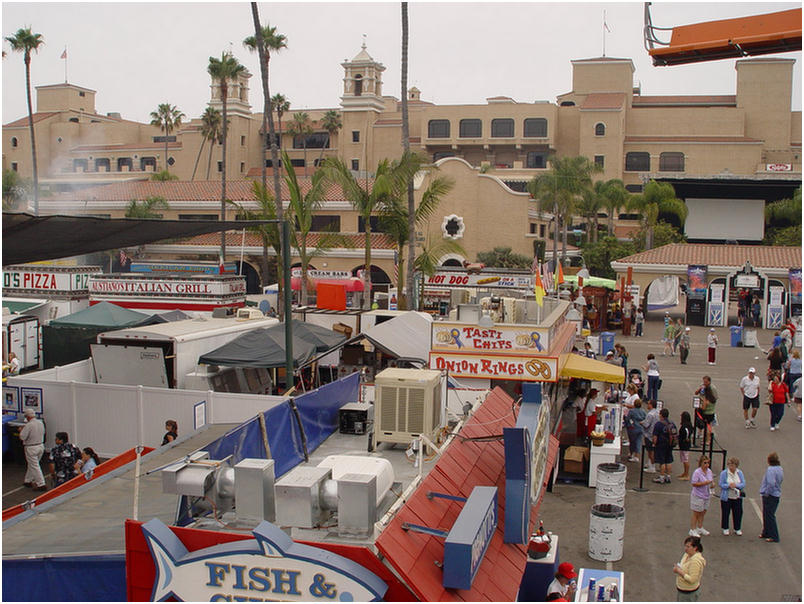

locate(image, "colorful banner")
[[687, 264, 707, 294], [425, 271, 533, 289], [789, 268, 802, 305], [429, 351, 559, 382], [431, 322, 550, 355]]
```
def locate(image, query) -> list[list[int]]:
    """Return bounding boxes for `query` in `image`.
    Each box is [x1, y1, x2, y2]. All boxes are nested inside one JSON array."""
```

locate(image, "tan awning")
[[559, 353, 625, 383]]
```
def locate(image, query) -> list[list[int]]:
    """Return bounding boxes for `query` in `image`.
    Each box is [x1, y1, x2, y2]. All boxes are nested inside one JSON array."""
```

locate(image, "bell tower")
[[340, 40, 386, 112]]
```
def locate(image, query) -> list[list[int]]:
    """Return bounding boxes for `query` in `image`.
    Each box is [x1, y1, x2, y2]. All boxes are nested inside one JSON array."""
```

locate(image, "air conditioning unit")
[[372, 368, 442, 451]]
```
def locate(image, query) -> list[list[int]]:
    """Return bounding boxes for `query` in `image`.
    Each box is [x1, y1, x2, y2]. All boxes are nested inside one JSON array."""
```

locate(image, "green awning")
[[564, 275, 617, 289], [2, 299, 48, 314]]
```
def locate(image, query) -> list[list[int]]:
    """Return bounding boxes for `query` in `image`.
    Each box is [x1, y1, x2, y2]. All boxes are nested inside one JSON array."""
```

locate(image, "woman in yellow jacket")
[[673, 536, 706, 601]]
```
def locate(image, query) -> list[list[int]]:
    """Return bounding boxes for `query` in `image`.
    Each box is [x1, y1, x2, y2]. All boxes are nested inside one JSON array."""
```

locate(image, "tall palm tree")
[[379, 165, 455, 303], [317, 110, 342, 168], [5, 28, 44, 215], [626, 179, 688, 250], [207, 52, 246, 259], [322, 152, 422, 308], [400, 1, 417, 309], [149, 103, 185, 175], [528, 155, 600, 267], [243, 22, 287, 189], [125, 196, 169, 218], [576, 186, 603, 244], [191, 107, 222, 181], [288, 112, 313, 177], [598, 178, 629, 236], [282, 151, 349, 306]]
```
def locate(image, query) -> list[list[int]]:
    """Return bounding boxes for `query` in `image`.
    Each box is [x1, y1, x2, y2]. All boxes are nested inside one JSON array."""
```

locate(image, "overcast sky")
[[2, 1, 801, 125]]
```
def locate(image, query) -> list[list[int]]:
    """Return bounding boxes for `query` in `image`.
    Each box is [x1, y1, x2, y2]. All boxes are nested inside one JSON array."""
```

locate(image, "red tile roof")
[[49, 178, 375, 202], [179, 230, 395, 249], [4, 112, 60, 128], [580, 93, 625, 110], [615, 243, 801, 269], [375, 388, 536, 602], [632, 95, 736, 106], [71, 142, 182, 152]]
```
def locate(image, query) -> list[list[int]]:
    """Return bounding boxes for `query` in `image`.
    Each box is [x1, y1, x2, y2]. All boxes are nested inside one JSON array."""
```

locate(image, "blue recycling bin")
[[730, 325, 743, 347], [599, 331, 615, 356]]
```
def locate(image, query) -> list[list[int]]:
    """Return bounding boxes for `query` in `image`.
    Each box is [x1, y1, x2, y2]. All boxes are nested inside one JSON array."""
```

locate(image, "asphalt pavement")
[[539, 313, 802, 602]]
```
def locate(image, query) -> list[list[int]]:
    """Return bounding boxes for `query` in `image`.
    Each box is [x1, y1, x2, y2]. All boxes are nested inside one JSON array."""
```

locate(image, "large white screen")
[[684, 198, 765, 241]]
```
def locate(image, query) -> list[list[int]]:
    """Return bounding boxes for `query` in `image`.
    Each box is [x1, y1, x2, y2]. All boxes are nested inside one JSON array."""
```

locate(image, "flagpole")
[[602, 11, 606, 57], [62, 46, 68, 82]]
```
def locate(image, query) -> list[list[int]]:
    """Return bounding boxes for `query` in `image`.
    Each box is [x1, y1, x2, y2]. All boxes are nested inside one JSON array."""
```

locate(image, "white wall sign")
[[766, 163, 792, 172]]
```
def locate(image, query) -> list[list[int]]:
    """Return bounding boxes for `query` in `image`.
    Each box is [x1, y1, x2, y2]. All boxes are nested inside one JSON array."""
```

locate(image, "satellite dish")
[[258, 300, 271, 315]]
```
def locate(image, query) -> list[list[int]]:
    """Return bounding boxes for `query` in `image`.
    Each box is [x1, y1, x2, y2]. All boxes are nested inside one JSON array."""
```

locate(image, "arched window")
[[354, 74, 363, 96], [595, 123, 605, 136], [10, 137, 18, 148], [428, 119, 450, 138]]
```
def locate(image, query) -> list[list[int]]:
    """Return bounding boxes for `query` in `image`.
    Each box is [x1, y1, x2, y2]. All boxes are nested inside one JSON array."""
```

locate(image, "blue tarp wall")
[[2, 554, 126, 602], [178, 372, 359, 525]]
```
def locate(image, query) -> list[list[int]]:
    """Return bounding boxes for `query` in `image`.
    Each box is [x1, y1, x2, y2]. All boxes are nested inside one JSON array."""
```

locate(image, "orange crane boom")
[[645, 7, 801, 66]]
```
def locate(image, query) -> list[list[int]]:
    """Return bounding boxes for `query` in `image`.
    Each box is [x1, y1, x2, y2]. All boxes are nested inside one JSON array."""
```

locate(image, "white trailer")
[[92, 314, 279, 389], [1, 312, 41, 372]]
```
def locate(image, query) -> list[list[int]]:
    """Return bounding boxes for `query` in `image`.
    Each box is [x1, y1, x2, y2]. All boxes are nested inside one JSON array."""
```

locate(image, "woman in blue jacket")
[[718, 457, 746, 535], [759, 452, 784, 542]]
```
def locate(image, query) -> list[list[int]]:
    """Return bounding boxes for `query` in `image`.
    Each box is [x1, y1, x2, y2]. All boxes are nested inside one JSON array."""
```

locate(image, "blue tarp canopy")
[[198, 319, 346, 369]]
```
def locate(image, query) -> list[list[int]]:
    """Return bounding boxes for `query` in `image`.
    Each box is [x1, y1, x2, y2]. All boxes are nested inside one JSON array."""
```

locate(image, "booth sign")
[[138, 518, 387, 601], [429, 351, 558, 382], [432, 322, 549, 354], [3, 265, 102, 295], [442, 486, 498, 590], [425, 271, 533, 289]]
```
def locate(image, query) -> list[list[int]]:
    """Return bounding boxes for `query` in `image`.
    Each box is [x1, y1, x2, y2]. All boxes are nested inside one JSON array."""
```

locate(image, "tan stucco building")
[[3, 46, 801, 290]]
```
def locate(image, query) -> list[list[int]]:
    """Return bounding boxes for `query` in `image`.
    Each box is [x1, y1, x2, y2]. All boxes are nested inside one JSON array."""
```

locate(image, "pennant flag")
[[556, 262, 565, 285], [533, 269, 545, 307], [60, 48, 67, 59]]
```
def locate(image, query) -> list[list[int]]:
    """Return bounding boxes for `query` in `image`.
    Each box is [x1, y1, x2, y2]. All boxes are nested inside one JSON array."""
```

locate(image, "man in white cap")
[[739, 367, 761, 428], [706, 328, 718, 365], [19, 407, 46, 491]]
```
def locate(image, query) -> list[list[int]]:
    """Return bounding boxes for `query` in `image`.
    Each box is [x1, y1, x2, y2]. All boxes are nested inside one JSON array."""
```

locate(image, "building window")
[[310, 215, 341, 232], [595, 123, 606, 136], [293, 133, 330, 149], [352, 130, 360, 143], [240, 135, 246, 146], [354, 74, 363, 96], [140, 157, 157, 171], [659, 152, 685, 172], [351, 159, 359, 171], [529, 224, 537, 234], [625, 152, 650, 171], [428, 119, 450, 138], [594, 155, 605, 168], [441, 214, 465, 240], [290, 159, 305, 167], [95, 158, 111, 172], [240, 162, 245, 173], [433, 151, 455, 162], [11, 162, 18, 172], [540, 224, 546, 237], [179, 214, 218, 221], [523, 118, 547, 137], [69, 117, 79, 123], [459, 119, 482, 138], [526, 152, 547, 169], [624, 185, 643, 194], [153, 136, 177, 143], [618, 212, 641, 220], [10, 137, 18, 148], [358, 216, 382, 233], [117, 157, 133, 171], [73, 158, 88, 171], [217, 161, 223, 172], [491, 118, 514, 138], [265, 159, 282, 168], [79, 91, 85, 97]]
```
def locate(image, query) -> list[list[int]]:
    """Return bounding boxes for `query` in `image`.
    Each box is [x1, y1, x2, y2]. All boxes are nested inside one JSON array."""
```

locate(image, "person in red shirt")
[[767, 371, 789, 431]]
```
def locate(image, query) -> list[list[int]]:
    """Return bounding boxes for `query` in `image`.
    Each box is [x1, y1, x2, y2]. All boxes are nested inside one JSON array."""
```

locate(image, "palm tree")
[[317, 110, 342, 168], [228, 181, 281, 291], [626, 179, 688, 250], [282, 151, 349, 305], [400, 1, 417, 309], [5, 28, 44, 215], [125, 196, 169, 218], [191, 107, 221, 181], [379, 166, 455, 304], [413, 235, 465, 309], [207, 52, 246, 259], [322, 151, 422, 308], [2, 169, 28, 211], [243, 22, 287, 189], [598, 178, 629, 236], [271, 93, 290, 150], [528, 155, 600, 267], [576, 187, 603, 244], [287, 112, 313, 177], [149, 103, 185, 176]]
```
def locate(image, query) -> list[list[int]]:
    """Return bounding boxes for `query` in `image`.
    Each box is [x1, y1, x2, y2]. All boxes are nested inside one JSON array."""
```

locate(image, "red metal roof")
[[375, 387, 536, 601]]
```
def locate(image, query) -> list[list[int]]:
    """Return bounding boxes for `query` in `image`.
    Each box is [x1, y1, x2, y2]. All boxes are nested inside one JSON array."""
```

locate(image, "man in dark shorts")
[[652, 408, 676, 484], [739, 367, 760, 429]]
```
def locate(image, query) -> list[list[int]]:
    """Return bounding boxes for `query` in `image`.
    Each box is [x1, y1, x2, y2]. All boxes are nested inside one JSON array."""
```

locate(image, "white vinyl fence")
[[6, 360, 287, 458]]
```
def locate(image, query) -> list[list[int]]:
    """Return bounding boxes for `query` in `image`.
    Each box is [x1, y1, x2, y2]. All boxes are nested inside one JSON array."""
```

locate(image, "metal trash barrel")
[[595, 463, 627, 507], [589, 503, 625, 562]]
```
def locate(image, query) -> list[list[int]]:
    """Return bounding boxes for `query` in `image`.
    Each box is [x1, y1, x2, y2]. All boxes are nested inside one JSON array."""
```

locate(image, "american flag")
[[541, 262, 554, 293]]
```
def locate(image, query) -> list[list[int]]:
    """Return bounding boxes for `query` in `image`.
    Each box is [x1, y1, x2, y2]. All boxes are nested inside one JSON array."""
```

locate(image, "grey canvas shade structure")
[[198, 320, 347, 369], [48, 301, 154, 329], [2, 212, 265, 265]]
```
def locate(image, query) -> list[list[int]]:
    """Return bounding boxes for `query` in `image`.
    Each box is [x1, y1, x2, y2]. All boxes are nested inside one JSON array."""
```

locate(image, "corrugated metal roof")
[[375, 388, 535, 601]]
